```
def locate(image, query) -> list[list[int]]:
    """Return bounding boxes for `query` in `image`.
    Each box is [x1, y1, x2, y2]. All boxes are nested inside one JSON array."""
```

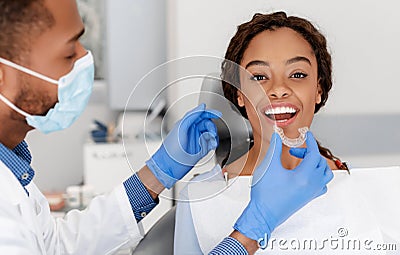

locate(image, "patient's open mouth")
[[264, 105, 299, 123]]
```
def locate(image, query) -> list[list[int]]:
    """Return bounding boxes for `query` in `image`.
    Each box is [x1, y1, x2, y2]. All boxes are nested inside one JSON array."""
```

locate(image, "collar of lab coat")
[[0, 160, 30, 205], [0, 160, 47, 253]]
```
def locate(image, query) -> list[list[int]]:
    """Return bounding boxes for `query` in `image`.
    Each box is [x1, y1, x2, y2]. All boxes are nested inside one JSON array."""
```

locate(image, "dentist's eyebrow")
[[67, 28, 85, 43], [245, 60, 269, 69], [286, 56, 311, 66]]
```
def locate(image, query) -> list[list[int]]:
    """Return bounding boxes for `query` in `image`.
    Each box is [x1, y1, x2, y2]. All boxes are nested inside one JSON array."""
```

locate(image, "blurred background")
[[26, 0, 400, 232]]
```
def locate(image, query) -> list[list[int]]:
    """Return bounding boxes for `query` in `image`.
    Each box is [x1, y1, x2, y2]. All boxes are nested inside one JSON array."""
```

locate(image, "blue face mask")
[[0, 51, 94, 134]]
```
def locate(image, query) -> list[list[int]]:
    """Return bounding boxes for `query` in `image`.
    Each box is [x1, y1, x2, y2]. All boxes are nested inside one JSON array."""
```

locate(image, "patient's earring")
[[274, 126, 309, 148]]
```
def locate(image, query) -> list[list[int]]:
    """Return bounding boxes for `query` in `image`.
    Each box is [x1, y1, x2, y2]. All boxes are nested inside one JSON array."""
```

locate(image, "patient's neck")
[[226, 140, 302, 177]]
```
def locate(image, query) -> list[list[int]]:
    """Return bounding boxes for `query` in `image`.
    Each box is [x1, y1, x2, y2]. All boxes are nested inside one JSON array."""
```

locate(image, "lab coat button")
[[21, 173, 30, 180], [140, 212, 147, 218]]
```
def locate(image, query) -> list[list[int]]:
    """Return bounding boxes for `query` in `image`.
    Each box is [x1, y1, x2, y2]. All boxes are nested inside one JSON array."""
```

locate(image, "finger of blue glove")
[[189, 119, 218, 154], [324, 166, 334, 184], [295, 132, 320, 170], [290, 143, 333, 186], [289, 147, 307, 159], [180, 104, 207, 130], [200, 109, 222, 120], [198, 130, 218, 149], [304, 131, 319, 157], [316, 157, 330, 179], [259, 132, 282, 167], [314, 185, 328, 198], [199, 123, 219, 152], [188, 123, 200, 155], [315, 154, 325, 169], [205, 120, 218, 139], [179, 105, 221, 142], [318, 157, 334, 184], [252, 132, 282, 185], [270, 132, 283, 162], [190, 109, 221, 127], [201, 131, 218, 150], [196, 118, 217, 137], [311, 160, 333, 198], [321, 185, 328, 194], [199, 132, 208, 156]]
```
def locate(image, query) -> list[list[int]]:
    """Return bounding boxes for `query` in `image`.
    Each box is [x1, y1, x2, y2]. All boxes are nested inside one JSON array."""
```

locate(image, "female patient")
[[174, 12, 384, 254]]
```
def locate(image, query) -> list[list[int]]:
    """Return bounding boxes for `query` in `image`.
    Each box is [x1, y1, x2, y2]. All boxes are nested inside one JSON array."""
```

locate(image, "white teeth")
[[265, 106, 297, 115]]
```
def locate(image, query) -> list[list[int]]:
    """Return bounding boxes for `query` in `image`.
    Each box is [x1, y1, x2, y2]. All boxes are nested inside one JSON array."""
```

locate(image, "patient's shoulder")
[[190, 164, 223, 182], [177, 164, 223, 201]]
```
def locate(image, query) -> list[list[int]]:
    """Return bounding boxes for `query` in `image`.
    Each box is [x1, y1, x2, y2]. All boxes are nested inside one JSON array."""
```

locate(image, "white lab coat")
[[0, 160, 144, 255]]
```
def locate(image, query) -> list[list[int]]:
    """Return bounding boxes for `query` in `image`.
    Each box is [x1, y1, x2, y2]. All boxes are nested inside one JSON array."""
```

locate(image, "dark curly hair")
[[0, 0, 54, 63], [221, 11, 347, 170]]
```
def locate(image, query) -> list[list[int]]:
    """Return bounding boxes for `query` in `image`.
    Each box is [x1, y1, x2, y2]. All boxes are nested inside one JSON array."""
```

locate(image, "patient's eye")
[[250, 74, 268, 81], [290, 72, 308, 79]]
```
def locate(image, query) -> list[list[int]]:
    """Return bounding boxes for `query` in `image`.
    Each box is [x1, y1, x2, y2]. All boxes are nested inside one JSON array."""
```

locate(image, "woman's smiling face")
[[238, 27, 322, 142]]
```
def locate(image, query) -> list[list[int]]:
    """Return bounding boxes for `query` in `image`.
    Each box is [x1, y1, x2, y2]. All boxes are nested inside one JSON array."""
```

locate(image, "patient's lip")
[[263, 102, 299, 127]]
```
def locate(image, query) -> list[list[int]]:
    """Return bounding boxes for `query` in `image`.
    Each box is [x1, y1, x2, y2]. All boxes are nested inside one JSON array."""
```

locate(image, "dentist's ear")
[[0, 63, 15, 94], [0, 64, 4, 88]]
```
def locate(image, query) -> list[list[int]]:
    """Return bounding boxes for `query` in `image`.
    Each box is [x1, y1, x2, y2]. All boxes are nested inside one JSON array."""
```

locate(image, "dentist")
[[0, 0, 332, 254]]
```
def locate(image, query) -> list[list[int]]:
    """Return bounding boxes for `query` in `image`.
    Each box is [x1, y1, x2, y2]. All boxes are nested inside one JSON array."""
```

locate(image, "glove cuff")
[[145, 158, 175, 189], [233, 221, 272, 245], [233, 203, 274, 246]]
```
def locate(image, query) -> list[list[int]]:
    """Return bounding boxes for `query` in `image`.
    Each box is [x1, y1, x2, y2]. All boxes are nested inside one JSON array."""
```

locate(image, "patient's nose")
[[267, 81, 292, 99]]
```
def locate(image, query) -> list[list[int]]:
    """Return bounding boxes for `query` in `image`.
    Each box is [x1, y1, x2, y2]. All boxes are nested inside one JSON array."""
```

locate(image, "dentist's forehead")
[[40, 0, 84, 46]]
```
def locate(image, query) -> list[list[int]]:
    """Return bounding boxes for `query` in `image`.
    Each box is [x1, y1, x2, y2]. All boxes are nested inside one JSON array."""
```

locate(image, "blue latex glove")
[[146, 104, 221, 189], [233, 131, 333, 247]]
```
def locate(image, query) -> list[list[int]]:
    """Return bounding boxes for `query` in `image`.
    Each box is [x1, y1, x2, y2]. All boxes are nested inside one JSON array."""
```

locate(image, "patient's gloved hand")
[[146, 104, 221, 189], [233, 131, 333, 247]]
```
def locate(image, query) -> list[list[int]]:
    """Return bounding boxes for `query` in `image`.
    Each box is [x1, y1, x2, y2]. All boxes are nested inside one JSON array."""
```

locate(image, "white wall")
[[166, 0, 400, 168], [167, 0, 400, 122], [106, 0, 167, 110]]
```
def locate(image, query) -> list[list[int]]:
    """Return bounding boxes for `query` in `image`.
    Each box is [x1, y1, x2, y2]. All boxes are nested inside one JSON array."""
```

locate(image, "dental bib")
[[274, 126, 308, 148], [187, 165, 400, 254]]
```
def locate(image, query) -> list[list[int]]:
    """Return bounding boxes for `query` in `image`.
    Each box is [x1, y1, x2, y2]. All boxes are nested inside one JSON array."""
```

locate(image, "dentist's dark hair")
[[0, 0, 54, 63], [221, 11, 347, 170]]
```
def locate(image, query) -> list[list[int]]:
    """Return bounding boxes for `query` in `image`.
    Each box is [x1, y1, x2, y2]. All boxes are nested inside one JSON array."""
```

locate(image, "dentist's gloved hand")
[[233, 131, 333, 247], [146, 104, 221, 189]]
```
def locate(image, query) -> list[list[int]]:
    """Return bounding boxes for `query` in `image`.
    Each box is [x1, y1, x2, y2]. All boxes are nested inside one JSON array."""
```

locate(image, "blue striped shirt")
[[123, 174, 158, 222], [123, 175, 248, 254], [209, 237, 248, 254], [0, 141, 34, 195]]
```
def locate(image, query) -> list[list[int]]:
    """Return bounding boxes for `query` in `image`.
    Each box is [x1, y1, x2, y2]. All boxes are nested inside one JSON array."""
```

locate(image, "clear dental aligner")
[[273, 126, 309, 148]]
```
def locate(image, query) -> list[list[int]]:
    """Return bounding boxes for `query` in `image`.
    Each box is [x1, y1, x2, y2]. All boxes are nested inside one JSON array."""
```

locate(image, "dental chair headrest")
[[198, 74, 253, 165]]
